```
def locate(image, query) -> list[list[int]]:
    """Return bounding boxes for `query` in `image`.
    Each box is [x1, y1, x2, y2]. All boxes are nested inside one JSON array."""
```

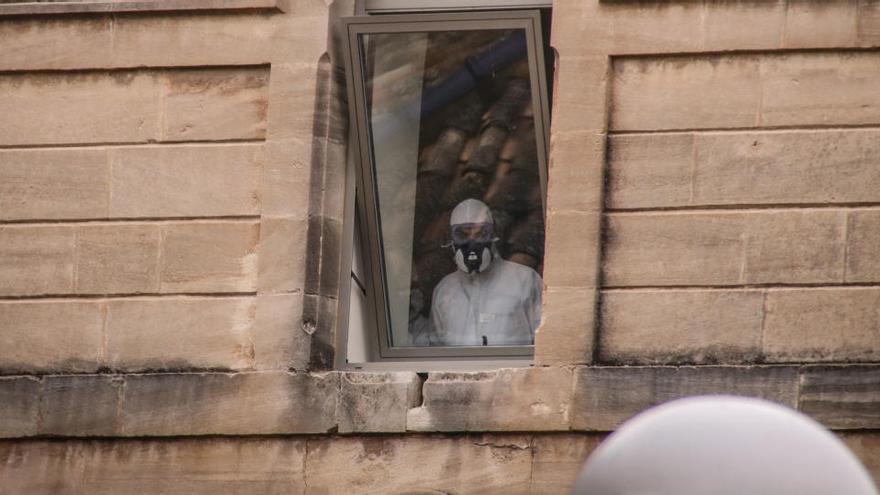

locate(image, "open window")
[[339, 9, 551, 367]]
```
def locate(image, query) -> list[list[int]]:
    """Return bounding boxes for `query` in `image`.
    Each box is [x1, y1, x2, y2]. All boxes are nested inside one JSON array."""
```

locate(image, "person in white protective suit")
[[430, 199, 542, 346]]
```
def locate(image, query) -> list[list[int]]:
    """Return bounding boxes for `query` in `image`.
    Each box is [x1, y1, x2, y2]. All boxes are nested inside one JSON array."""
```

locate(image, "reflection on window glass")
[[361, 28, 544, 348]]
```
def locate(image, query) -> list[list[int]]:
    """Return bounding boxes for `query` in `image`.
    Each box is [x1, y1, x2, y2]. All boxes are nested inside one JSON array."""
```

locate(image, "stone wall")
[[1, 0, 880, 493]]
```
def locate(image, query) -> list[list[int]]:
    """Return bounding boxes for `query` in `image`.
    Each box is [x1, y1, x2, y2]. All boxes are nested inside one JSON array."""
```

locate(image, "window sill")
[[344, 358, 533, 373], [0, 0, 287, 16]]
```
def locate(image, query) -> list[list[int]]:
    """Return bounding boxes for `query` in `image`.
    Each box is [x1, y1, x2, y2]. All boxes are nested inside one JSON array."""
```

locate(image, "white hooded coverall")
[[430, 257, 541, 346]]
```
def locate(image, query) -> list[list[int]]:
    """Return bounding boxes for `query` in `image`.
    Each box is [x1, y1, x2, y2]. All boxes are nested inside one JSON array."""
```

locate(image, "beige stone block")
[[0, 441, 87, 493], [530, 434, 604, 494], [106, 297, 255, 371], [160, 221, 259, 293], [760, 51, 880, 127], [0, 301, 104, 373], [839, 431, 880, 488], [257, 216, 308, 293], [338, 372, 421, 433], [80, 438, 306, 495], [600, 289, 764, 364], [253, 293, 310, 371], [305, 434, 533, 494], [612, 56, 762, 132], [0, 148, 109, 221], [543, 211, 600, 288], [694, 129, 880, 206], [603, 212, 747, 287], [858, 0, 880, 45], [110, 144, 261, 218], [743, 210, 846, 284], [260, 139, 311, 217], [266, 62, 321, 142], [702, 0, 786, 51], [110, 14, 274, 69], [784, 0, 858, 48], [534, 287, 595, 366], [0, 17, 113, 71], [571, 366, 800, 431], [847, 210, 880, 282], [407, 367, 571, 432], [799, 365, 880, 429], [161, 67, 270, 142], [121, 371, 338, 435], [764, 288, 880, 363], [0, 226, 76, 296], [551, 56, 609, 134], [0, 70, 161, 146], [39, 375, 121, 437], [0, 377, 41, 438], [606, 133, 694, 209], [547, 131, 606, 212], [76, 224, 161, 294]]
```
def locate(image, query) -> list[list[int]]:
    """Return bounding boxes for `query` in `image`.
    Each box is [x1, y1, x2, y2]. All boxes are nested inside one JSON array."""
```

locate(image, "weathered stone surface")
[[106, 297, 255, 371], [743, 210, 845, 284], [530, 434, 604, 494], [0, 148, 109, 221], [0, 438, 305, 495], [161, 67, 269, 142], [0, 226, 76, 296], [606, 133, 693, 210], [702, 0, 786, 51], [858, 0, 880, 45], [338, 372, 421, 433], [548, 130, 606, 212], [847, 210, 880, 283], [783, 0, 858, 48], [534, 287, 594, 366], [0, 377, 40, 438], [305, 434, 533, 494], [549, 55, 608, 134], [693, 130, 880, 207], [39, 375, 121, 436], [600, 289, 764, 364], [571, 366, 799, 431], [0, 17, 113, 71], [76, 224, 161, 294], [121, 372, 338, 435], [407, 367, 571, 432], [543, 210, 600, 288], [110, 144, 261, 218], [259, 139, 311, 217], [257, 216, 308, 293], [603, 212, 746, 286], [253, 293, 310, 371], [160, 221, 259, 293], [799, 365, 880, 429], [764, 288, 880, 363], [760, 51, 880, 127], [612, 55, 762, 131], [0, 0, 284, 16], [0, 301, 103, 374], [0, 69, 161, 146]]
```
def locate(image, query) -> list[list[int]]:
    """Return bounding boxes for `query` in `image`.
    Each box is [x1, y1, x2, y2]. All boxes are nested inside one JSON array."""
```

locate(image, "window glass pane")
[[360, 27, 544, 349]]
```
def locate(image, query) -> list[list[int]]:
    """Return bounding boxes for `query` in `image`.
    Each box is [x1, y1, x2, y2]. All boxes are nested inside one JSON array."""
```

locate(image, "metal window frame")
[[339, 9, 551, 364]]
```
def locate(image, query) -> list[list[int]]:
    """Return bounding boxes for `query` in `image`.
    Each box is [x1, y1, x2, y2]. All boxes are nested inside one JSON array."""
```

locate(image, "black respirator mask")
[[451, 222, 495, 274]]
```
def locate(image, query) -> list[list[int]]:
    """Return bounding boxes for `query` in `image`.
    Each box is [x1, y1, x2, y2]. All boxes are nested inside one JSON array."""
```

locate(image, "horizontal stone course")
[[612, 51, 880, 132], [604, 210, 852, 287], [570, 366, 800, 431], [600, 289, 764, 365], [607, 129, 880, 210], [0, 220, 260, 297], [0, 66, 268, 147], [0, 366, 878, 439]]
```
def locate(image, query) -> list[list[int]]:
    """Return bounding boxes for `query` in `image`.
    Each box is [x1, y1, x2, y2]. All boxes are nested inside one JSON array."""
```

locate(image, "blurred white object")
[[572, 395, 878, 495]]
